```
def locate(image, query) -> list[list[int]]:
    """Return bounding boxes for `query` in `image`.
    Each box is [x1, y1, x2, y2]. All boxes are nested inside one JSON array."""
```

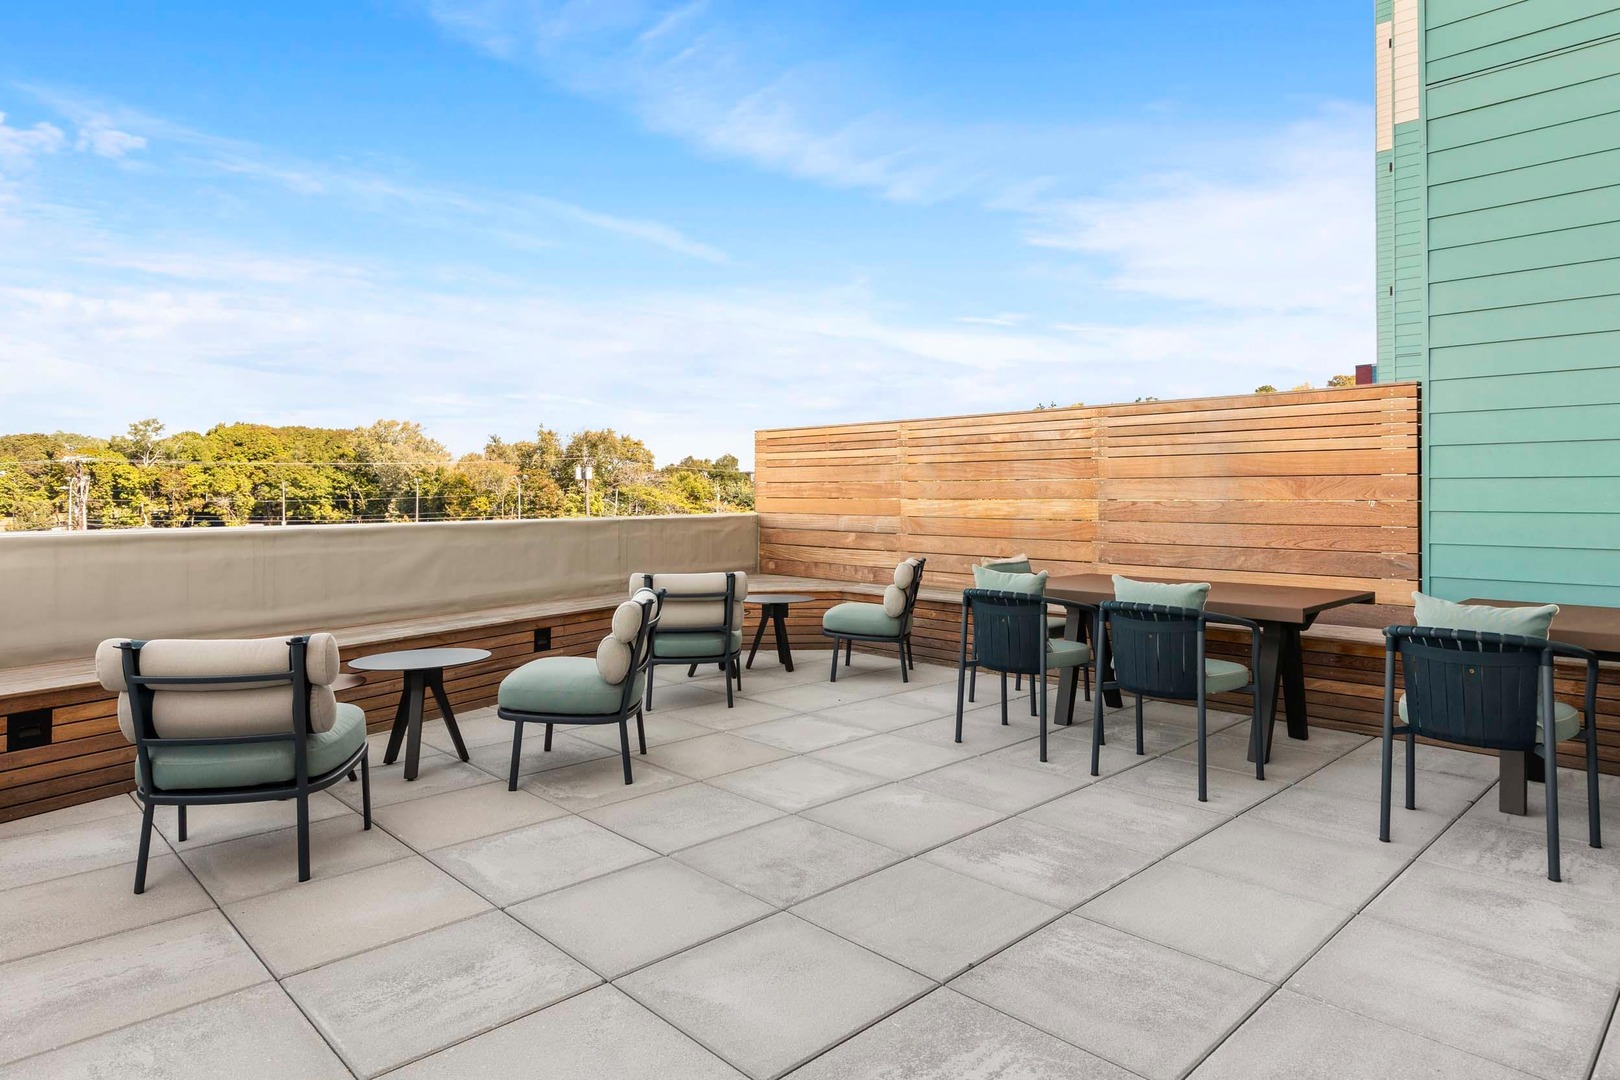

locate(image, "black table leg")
[[1056, 610, 1121, 725], [771, 605, 794, 671], [427, 670, 470, 762], [402, 671, 426, 781], [1249, 621, 1287, 765], [383, 684, 411, 765], [746, 607, 771, 669], [1281, 625, 1310, 742]]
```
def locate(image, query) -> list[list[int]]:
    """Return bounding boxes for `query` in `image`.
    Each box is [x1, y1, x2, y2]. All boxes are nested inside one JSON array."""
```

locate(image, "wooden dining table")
[[1464, 598, 1620, 815], [1045, 574, 1376, 763]]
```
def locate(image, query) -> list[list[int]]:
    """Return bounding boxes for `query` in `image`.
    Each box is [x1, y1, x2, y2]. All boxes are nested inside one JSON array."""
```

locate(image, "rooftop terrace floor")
[[3, 651, 1619, 1080]]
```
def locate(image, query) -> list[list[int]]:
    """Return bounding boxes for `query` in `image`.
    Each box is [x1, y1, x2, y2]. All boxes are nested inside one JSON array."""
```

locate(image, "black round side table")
[[347, 647, 491, 781], [745, 594, 817, 671]]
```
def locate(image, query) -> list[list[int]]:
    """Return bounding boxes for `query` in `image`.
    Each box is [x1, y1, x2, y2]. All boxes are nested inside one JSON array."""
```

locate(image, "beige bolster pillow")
[[117, 685, 339, 743], [96, 634, 340, 693]]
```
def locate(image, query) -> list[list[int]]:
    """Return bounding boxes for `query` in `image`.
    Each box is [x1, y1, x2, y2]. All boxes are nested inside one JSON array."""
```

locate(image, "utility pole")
[[414, 477, 420, 523], [576, 459, 594, 518], [517, 475, 523, 520], [281, 481, 288, 526]]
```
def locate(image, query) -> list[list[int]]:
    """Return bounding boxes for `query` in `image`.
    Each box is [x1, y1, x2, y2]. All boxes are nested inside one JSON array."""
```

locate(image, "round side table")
[[347, 648, 491, 780], [745, 594, 817, 671]]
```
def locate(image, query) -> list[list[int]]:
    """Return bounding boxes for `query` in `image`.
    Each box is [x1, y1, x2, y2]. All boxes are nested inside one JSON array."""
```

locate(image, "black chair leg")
[[845, 639, 853, 666], [296, 793, 311, 883], [725, 662, 735, 707], [907, 637, 916, 670], [1589, 722, 1603, 849], [1090, 672, 1105, 776], [1405, 729, 1416, 810], [177, 805, 187, 843], [360, 749, 372, 828], [829, 640, 840, 683], [509, 722, 525, 791], [1380, 726, 1393, 843], [636, 709, 648, 754], [899, 643, 909, 683], [619, 721, 634, 785], [1000, 673, 1009, 726], [1196, 698, 1208, 802], [1135, 695, 1145, 755], [1252, 692, 1265, 781], [544, 723, 554, 752], [1029, 677, 1036, 717], [1082, 662, 1091, 702], [133, 798, 155, 895], [969, 662, 977, 702], [646, 664, 657, 709], [1039, 676, 1049, 763], [687, 663, 698, 678]]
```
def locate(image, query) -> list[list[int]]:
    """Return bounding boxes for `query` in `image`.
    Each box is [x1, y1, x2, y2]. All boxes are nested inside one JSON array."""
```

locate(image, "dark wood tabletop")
[[1046, 573, 1376, 626], [1463, 598, 1620, 659]]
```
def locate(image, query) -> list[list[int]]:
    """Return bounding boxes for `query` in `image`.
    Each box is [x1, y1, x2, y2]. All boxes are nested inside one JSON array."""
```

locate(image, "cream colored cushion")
[[882, 584, 907, 617], [96, 634, 340, 693], [98, 635, 343, 743], [629, 572, 747, 631], [117, 685, 339, 743], [596, 636, 633, 684], [894, 559, 919, 590], [611, 596, 649, 643]]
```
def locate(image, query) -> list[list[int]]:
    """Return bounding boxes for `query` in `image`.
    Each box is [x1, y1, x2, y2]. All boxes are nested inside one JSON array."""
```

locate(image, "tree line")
[[0, 420, 754, 530]]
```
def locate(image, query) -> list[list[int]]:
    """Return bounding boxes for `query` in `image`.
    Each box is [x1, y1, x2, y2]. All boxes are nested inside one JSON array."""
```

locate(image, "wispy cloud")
[[0, 112, 67, 168], [1025, 109, 1371, 317], [425, 0, 1075, 204], [18, 84, 728, 262]]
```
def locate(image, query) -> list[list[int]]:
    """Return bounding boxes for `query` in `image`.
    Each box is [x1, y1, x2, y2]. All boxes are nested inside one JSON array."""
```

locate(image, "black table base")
[[382, 670, 470, 781], [747, 602, 798, 671]]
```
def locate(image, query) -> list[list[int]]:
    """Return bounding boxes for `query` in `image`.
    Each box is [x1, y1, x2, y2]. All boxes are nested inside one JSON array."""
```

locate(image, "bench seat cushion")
[[142, 701, 366, 792], [823, 602, 902, 639], [501, 656, 645, 717]]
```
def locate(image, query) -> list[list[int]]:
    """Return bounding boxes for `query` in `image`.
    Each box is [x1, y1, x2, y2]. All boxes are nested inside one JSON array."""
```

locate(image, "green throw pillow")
[[1112, 574, 1210, 611], [1412, 592, 1558, 639], [973, 564, 1048, 596]]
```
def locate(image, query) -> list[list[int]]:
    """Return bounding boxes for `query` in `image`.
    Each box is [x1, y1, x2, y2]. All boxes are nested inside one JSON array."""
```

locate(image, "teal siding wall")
[[1418, 0, 1620, 604]]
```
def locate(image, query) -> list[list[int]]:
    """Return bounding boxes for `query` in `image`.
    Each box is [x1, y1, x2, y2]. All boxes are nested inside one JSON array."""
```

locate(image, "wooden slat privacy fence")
[[756, 385, 1421, 615], [755, 384, 1618, 773]]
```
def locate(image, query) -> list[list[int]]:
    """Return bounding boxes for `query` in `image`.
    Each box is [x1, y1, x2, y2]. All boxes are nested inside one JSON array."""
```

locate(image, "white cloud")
[[426, 0, 1049, 204], [0, 112, 66, 168], [1025, 109, 1371, 318], [75, 120, 147, 159]]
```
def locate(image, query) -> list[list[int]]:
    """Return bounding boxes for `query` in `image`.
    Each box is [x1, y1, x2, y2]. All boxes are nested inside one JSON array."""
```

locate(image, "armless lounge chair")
[[96, 634, 371, 894], [631, 572, 746, 708], [822, 558, 925, 683]]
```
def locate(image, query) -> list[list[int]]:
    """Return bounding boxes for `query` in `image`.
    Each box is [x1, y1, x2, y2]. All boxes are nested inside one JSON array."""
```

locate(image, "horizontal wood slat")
[[756, 385, 1422, 606]]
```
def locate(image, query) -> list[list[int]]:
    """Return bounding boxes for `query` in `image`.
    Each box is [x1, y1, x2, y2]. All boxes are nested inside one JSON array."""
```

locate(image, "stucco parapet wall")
[[1, 514, 759, 666]]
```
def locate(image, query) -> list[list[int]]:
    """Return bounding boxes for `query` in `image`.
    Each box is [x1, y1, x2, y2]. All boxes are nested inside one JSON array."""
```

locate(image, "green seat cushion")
[[652, 629, 743, 659], [1113, 574, 1211, 611], [973, 564, 1048, 596], [1204, 659, 1250, 694], [1046, 638, 1093, 668], [1412, 592, 1558, 639], [823, 601, 903, 638], [500, 656, 644, 716], [143, 701, 366, 792], [1397, 694, 1579, 742]]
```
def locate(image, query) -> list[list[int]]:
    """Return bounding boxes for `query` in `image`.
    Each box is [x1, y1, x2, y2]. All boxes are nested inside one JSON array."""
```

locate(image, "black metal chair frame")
[[823, 558, 927, 683], [499, 593, 660, 789], [1379, 626, 1601, 881], [953, 589, 1095, 762], [968, 610, 1091, 712], [1091, 601, 1263, 802], [120, 636, 371, 895], [636, 572, 743, 709]]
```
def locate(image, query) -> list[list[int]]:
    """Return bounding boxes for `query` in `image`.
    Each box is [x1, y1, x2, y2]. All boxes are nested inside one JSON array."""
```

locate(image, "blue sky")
[[0, 1, 1370, 464]]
